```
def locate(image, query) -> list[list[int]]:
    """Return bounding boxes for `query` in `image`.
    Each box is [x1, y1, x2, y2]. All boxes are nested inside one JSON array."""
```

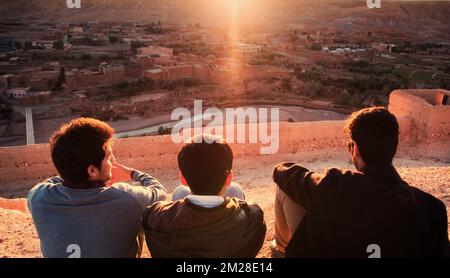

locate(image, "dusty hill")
[[1, 0, 449, 35]]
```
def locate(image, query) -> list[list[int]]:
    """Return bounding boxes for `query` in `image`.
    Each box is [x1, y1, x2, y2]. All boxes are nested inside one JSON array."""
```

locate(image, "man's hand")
[[108, 162, 133, 185]]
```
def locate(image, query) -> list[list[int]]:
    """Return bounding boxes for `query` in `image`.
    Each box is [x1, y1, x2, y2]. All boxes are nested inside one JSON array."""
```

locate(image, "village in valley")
[[0, 0, 450, 146]]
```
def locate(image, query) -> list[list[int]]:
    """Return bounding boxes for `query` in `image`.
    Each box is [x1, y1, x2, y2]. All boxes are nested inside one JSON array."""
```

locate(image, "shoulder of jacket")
[[410, 186, 446, 210]]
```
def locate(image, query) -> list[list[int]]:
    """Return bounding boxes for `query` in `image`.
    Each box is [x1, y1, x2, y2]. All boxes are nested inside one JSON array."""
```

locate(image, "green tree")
[[53, 40, 64, 50], [99, 54, 110, 61], [336, 89, 351, 105], [24, 41, 33, 51], [304, 81, 323, 98], [158, 20, 162, 32], [367, 49, 375, 62], [161, 80, 177, 90], [117, 81, 129, 90], [13, 41, 22, 50], [310, 42, 322, 51], [81, 54, 92, 60], [109, 36, 118, 44], [350, 94, 362, 107], [53, 67, 65, 90], [281, 78, 292, 92]]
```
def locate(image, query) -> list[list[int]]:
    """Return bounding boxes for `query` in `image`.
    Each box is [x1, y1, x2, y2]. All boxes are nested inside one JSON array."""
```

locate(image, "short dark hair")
[[344, 107, 399, 165], [50, 118, 114, 183], [177, 134, 233, 195]]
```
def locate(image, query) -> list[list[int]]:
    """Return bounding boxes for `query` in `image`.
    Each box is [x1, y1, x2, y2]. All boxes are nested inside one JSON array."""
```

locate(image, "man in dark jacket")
[[273, 107, 449, 257], [142, 134, 266, 258]]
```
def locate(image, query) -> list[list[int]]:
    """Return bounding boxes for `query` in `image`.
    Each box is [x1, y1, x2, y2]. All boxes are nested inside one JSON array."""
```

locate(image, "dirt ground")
[[0, 149, 448, 258]]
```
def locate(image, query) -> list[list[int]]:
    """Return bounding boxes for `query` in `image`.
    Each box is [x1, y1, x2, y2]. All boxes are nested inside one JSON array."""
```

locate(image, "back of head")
[[344, 107, 399, 165], [177, 134, 233, 195], [50, 117, 114, 183]]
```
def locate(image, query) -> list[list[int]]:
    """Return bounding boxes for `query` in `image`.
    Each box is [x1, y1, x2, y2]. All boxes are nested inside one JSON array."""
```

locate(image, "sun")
[[226, 0, 242, 9], [226, 0, 242, 43]]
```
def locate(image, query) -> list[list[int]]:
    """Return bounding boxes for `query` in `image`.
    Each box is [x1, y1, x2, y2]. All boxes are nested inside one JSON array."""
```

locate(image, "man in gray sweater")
[[28, 118, 167, 258]]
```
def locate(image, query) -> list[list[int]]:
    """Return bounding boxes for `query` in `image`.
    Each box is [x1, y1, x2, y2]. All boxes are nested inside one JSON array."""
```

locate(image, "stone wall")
[[0, 119, 413, 194], [389, 89, 450, 159]]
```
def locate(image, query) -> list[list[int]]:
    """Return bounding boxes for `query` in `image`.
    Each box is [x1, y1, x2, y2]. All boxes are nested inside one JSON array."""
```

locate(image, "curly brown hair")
[[344, 107, 399, 165], [50, 118, 114, 183]]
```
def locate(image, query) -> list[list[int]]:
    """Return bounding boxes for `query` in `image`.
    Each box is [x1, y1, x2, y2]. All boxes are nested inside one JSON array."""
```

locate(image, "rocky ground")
[[0, 150, 449, 258]]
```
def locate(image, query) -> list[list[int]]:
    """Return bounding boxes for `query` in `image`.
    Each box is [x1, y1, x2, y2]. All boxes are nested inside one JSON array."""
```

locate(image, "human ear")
[[353, 143, 367, 170], [351, 142, 357, 157], [224, 171, 233, 187], [179, 172, 188, 186], [87, 165, 99, 180]]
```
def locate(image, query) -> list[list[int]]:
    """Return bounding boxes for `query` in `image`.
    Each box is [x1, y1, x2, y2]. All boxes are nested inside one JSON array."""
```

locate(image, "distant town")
[[1, 10, 450, 146]]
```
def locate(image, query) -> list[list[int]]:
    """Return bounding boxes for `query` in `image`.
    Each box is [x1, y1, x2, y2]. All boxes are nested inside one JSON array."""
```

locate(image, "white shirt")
[[185, 195, 225, 208]]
